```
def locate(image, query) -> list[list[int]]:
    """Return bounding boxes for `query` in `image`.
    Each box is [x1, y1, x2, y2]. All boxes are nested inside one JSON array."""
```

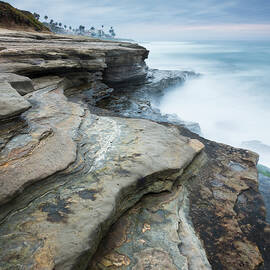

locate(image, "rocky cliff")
[[0, 30, 269, 270]]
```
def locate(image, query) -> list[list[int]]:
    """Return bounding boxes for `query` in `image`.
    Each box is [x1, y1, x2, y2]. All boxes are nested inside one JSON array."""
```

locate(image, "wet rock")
[[97, 69, 201, 134], [258, 164, 270, 223], [0, 82, 31, 120], [177, 127, 270, 270]]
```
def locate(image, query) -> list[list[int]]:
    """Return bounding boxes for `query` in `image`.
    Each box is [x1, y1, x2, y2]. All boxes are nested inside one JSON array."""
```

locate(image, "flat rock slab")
[[0, 72, 34, 95], [0, 82, 31, 120]]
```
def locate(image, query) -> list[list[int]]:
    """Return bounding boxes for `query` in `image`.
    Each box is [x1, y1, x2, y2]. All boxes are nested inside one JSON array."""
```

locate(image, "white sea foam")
[[143, 41, 270, 166]]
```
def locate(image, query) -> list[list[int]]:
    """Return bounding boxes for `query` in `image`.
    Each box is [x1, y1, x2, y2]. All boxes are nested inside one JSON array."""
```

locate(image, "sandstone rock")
[[89, 153, 211, 270], [0, 86, 84, 204], [90, 127, 270, 270], [0, 72, 34, 95], [0, 82, 203, 269], [0, 29, 148, 83], [32, 75, 63, 91], [0, 82, 31, 120]]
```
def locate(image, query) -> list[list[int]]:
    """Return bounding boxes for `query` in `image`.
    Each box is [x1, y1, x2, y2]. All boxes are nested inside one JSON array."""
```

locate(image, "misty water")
[[144, 41, 270, 167]]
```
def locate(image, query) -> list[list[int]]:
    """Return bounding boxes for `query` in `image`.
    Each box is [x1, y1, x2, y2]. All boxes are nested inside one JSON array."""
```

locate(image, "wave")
[[144, 41, 270, 166]]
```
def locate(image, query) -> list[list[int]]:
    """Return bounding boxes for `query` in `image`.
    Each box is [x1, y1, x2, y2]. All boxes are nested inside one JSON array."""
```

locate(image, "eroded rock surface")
[[0, 29, 148, 83], [0, 86, 83, 204], [0, 83, 203, 269], [0, 29, 269, 270], [89, 127, 270, 270]]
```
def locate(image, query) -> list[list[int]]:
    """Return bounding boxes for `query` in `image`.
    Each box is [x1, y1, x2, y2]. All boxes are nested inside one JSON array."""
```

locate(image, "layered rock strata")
[[0, 29, 269, 270], [0, 29, 148, 83]]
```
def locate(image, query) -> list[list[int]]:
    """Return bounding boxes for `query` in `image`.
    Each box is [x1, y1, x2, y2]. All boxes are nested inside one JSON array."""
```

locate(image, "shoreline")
[[0, 29, 269, 269]]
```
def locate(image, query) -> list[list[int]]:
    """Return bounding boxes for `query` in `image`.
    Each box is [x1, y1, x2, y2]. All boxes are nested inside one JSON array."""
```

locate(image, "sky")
[[6, 0, 270, 41]]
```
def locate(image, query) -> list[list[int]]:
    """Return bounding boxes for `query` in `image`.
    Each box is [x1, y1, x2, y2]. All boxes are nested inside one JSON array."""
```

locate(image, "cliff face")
[[0, 29, 148, 80], [0, 30, 269, 270]]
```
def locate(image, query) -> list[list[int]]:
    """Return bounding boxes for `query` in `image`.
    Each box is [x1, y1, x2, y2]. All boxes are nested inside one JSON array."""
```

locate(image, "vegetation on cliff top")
[[0, 1, 50, 32]]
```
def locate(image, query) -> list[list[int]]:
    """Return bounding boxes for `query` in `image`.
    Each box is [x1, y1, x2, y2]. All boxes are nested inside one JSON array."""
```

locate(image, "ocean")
[[143, 41, 270, 167]]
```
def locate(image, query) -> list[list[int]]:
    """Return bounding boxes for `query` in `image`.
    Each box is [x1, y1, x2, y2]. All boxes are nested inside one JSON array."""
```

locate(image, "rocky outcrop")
[[0, 86, 83, 204], [0, 29, 148, 82], [97, 69, 201, 134], [0, 82, 204, 269], [0, 29, 269, 270], [89, 127, 270, 270]]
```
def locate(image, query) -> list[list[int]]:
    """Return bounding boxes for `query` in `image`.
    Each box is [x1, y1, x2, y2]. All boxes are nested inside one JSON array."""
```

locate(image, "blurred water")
[[143, 41, 270, 167]]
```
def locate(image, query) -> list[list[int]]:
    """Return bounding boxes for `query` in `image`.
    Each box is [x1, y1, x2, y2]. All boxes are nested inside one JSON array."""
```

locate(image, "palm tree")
[[64, 25, 67, 29], [69, 26, 72, 30], [44, 15, 48, 21], [50, 19, 54, 25], [79, 25, 85, 33], [109, 27, 116, 38]]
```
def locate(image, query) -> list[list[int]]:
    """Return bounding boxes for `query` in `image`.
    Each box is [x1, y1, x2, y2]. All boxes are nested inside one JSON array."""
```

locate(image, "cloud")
[[119, 23, 270, 41], [5, 0, 270, 40]]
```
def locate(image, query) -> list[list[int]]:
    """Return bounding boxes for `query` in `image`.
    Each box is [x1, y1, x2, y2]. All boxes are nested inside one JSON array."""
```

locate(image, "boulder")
[[0, 72, 35, 95], [0, 82, 31, 120]]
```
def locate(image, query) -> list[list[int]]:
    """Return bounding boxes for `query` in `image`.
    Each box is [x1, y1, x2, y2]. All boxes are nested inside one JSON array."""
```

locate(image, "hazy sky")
[[6, 0, 270, 40]]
